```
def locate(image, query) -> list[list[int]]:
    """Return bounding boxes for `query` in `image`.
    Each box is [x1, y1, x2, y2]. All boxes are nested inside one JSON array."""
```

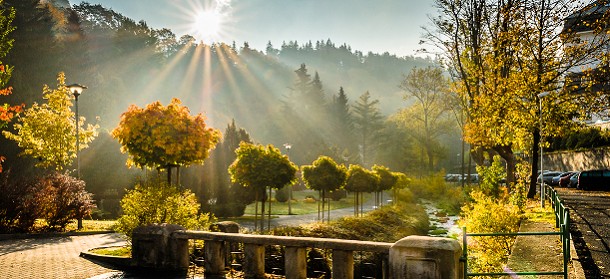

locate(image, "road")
[[556, 187, 610, 278]]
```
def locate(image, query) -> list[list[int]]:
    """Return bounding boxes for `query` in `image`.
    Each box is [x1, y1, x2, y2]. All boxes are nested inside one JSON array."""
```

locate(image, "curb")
[[80, 245, 133, 269], [0, 230, 115, 241], [569, 231, 587, 279]]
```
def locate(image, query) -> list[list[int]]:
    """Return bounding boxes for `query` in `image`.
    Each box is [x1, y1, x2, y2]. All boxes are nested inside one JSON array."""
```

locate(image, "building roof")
[[564, 0, 610, 33]]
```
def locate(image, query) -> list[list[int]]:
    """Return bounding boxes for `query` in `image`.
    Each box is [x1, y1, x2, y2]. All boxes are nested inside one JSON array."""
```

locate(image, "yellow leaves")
[[112, 98, 221, 169], [2, 72, 99, 171]]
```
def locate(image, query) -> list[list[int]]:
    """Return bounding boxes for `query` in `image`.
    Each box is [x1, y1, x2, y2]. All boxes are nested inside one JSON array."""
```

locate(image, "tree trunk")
[[528, 129, 541, 199], [268, 187, 272, 231], [254, 192, 259, 231], [493, 145, 517, 190]]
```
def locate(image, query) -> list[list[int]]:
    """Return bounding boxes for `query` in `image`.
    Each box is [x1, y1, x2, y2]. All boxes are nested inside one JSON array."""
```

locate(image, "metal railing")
[[462, 185, 570, 279]]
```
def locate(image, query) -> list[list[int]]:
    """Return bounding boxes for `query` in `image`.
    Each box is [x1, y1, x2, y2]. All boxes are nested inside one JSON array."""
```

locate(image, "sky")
[[83, 0, 438, 58]]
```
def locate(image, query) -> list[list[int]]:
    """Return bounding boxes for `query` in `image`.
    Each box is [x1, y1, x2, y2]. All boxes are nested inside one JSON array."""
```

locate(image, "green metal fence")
[[462, 185, 570, 278]]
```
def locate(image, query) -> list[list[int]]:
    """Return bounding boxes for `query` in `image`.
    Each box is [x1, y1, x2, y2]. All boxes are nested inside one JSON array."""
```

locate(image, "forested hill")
[[3, 1, 434, 151]]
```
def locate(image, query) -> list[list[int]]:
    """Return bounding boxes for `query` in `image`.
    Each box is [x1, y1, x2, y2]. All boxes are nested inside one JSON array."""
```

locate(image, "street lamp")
[[283, 143, 293, 215], [538, 92, 550, 207], [67, 83, 87, 179]]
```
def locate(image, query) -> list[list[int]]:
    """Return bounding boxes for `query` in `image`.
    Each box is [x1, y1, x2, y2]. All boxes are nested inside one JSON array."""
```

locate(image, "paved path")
[[0, 233, 127, 279], [556, 187, 610, 278]]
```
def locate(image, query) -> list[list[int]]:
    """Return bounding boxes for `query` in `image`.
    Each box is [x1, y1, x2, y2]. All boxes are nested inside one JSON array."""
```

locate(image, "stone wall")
[[543, 147, 610, 171]]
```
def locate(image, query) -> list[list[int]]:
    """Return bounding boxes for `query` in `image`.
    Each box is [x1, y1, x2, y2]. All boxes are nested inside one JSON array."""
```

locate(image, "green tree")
[[112, 98, 221, 184], [3, 72, 98, 171], [302, 156, 347, 222], [210, 119, 253, 217], [329, 86, 355, 160], [392, 172, 410, 205], [352, 91, 384, 167], [345, 164, 379, 217], [397, 66, 454, 172], [228, 142, 297, 231], [372, 165, 397, 207], [115, 177, 215, 238]]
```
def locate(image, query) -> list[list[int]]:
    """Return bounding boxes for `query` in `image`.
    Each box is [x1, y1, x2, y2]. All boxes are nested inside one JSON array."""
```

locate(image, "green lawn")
[[65, 219, 116, 232], [243, 190, 371, 215]]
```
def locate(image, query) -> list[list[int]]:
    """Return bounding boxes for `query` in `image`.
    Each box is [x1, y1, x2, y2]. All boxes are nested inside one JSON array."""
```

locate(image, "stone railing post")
[[389, 235, 462, 279], [285, 246, 307, 279], [204, 240, 226, 276], [244, 243, 265, 279], [131, 224, 189, 271], [332, 249, 354, 279]]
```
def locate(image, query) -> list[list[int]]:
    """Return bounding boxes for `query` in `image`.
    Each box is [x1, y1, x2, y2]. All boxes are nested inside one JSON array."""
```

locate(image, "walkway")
[[0, 233, 127, 279]]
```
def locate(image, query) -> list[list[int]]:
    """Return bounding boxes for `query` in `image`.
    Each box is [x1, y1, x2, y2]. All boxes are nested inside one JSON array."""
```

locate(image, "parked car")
[[537, 171, 562, 185], [569, 171, 580, 188], [578, 169, 610, 190], [552, 171, 576, 187], [559, 172, 577, 188]]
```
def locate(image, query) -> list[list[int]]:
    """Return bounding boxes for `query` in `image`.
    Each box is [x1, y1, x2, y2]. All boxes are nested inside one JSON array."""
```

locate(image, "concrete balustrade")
[[132, 223, 462, 279]]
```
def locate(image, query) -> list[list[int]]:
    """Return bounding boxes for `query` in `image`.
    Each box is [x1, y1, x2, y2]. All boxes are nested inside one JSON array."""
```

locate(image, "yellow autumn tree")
[[112, 98, 221, 184], [3, 72, 98, 171]]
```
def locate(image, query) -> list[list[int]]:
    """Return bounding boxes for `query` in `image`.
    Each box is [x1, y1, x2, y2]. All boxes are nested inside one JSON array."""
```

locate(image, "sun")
[[192, 9, 224, 43]]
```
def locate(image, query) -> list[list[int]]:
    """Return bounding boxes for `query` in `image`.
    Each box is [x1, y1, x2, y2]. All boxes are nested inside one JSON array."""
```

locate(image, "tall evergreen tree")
[[352, 91, 384, 167], [329, 86, 354, 160]]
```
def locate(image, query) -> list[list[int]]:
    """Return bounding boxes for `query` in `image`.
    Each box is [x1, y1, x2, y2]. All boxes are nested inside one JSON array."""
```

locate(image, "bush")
[[269, 204, 429, 243], [275, 185, 290, 202], [116, 177, 216, 238], [0, 171, 39, 233], [459, 191, 521, 274], [207, 202, 246, 217], [37, 172, 96, 231]]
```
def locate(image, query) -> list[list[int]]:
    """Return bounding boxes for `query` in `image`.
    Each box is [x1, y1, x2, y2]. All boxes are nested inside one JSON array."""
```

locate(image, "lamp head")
[[67, 83, 87, 97]]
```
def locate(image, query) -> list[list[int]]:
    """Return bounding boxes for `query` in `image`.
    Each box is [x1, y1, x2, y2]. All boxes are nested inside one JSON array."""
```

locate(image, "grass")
[[243, 190, 371, 215], [89, 246, 131, 257], [523, 200, 556, 225], [65, 219, 117, 232]]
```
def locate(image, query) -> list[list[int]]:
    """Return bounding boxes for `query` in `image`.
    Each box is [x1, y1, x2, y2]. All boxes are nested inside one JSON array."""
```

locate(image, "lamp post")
[[283, 143, 293, 215], [538, 92, 550, 207], [67, 83, 87, 179]]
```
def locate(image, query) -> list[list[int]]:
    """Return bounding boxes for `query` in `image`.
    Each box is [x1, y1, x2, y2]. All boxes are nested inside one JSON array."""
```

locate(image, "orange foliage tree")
[[112, 98, 221, 184], [0, 3, 22, 172]]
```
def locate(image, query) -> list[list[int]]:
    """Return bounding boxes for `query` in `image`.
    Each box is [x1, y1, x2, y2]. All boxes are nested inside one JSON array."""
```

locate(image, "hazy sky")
[[85, 0, 438, 57]]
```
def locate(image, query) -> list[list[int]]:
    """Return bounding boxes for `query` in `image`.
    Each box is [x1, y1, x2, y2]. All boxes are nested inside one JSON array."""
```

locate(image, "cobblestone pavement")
[[556, 187, 610, 278], [0, 233, 127, 279]]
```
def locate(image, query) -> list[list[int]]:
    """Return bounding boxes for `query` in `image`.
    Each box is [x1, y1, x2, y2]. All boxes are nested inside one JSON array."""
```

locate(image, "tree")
[[209, 119, 253, 217], [112, 98, 221, 184], [329, 86, 354, 159], [352, 91, 384, 167], [397, 66, 454, 172], [372, 165, 398, 207], [302, 156, 347, 222], [3, 72, 98, 171], [345, 164, 379, 217], [228, 142, 297, 231], [0, 1, 19, 173], [425, 0, 603, 196]]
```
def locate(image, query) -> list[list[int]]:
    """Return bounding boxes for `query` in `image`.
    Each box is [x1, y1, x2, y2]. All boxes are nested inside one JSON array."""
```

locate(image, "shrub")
[[476, 155, 506, 199], [459, 191, 521, 274], [269, 204, 429, 243], [275, 185, 290, 202], [37, 172, 96, 231], [115, 177, 216, 238], [0, 171, 40, 233]]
